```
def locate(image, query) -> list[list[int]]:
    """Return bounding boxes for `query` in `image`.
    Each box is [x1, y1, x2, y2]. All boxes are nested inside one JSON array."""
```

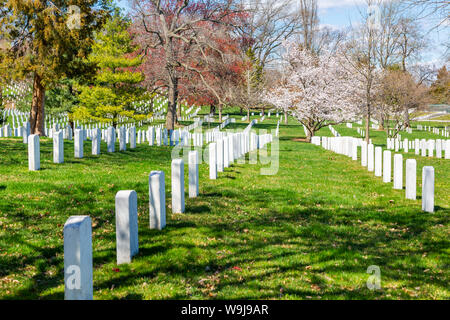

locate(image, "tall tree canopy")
[[0, 0, 111, 135], [130, 0, 242, 130], [74, 11, 149, 127]]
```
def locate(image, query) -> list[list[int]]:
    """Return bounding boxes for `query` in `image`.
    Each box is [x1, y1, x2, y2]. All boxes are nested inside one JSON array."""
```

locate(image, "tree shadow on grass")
[[1, 138, 448, 300]]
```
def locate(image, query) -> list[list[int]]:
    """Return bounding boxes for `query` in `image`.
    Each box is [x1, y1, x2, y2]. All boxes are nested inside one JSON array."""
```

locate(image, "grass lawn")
[[0, 114, 449, 300]]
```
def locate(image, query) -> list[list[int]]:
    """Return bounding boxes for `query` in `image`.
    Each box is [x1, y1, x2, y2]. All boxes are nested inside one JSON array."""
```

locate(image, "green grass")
[[0, 115, 449, 300], [430, 115, 450, 121]]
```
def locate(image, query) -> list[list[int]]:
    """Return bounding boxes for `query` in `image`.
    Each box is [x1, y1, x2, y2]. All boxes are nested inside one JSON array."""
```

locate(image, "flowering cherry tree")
[[264, 42, 360, 142]]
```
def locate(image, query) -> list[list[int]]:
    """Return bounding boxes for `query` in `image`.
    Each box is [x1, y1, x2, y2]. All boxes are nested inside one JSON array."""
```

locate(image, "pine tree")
[[0, 0, 111, 135], [74, 11, 149, 128]]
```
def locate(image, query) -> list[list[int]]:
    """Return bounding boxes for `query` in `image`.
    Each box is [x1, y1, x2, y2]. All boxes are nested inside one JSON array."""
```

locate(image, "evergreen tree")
[[74, 11, 149, 128], [0, 0, 111, 135]]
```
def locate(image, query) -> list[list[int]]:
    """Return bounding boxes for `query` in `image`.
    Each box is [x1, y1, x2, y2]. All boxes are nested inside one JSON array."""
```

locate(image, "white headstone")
[[148, 127, 155, 146], [28, 134, 40, 171], [393, 154, 403, 190], [427, 140, 434, 157], [361, 141, 367, 167], [119, 127, 126, 151], [383, 150, 391, 183], [149, 171, 166, 230], [171, 159, 185, 213], [374, 146, 382, 177], [209, 142, 217, 180], [405, 159, 416, 200], [228, 135, 234, 164], [445, 140, 450, 159], [129, 127, 136, 149], [53, 130, 64, 164], [422, 166, 434, 213], [74, 129, 83, 158], [367, 144, 374, 172], [64, 216, 93, 300], [223, 137, 229, 168], [436, 140, 442, 158], [189, 151, 199, 198], [217, 139, 224, 173], [107, 127, 115, 153], [115, 190, 139, 265], [92, 128, 101, 155]]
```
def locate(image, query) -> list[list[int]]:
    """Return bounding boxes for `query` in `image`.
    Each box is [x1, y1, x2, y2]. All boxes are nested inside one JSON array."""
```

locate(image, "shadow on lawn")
[[0, 136, 448, 300]]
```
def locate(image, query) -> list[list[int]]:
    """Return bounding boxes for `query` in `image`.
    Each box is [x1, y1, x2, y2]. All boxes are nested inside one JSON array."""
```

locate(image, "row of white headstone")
[[64, 125, 276, 299], [208, 130, 273, 180], [356, 127, 366, 138], [63, 152, 200, 299], [386, 137, 450, 159], [311, 136, 436, 213], [417, 125, 450, 137]]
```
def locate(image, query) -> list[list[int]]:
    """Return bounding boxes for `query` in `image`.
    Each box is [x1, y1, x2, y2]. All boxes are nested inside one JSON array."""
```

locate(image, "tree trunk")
[[284, 111, 288, 124], [247, 108, 250, 123], [30, 73, 46, 136], [218, 105, 222, 123], [261, 108, 264, 116], [165, 76, 178, 131], [379, 113, 385, 131], [365, 111, 370, 144], [403, 107, 410, 128], [305, 129, 312, 143], [176, 101, 181, 125]]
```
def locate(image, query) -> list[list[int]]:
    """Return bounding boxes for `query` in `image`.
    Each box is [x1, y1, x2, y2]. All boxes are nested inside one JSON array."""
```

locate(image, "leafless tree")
[[130, 0, 243, 130], [342, 0, 382, 144], [403, 0, 449, 29], [299, 0, 318, 51], [236, 0, 303, 69]]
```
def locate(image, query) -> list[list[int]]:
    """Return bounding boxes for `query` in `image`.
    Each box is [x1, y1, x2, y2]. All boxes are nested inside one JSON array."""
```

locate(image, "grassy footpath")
[[0, 115, 449, 299]]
